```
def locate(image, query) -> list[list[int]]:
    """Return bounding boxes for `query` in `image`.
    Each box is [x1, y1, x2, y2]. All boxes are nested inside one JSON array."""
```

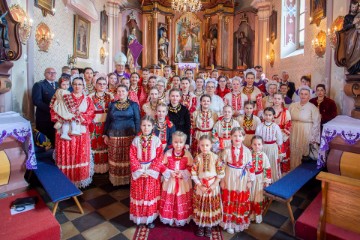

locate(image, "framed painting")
[[74, 15, 91, 59], [100, 9, 108, 42], [310, 0, 326, 26], [35, 0, 55, 16]]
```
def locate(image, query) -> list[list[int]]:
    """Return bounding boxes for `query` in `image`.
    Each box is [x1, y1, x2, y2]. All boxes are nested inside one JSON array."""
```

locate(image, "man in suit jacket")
[[32, 67, 58, 146], [281, 71, 296, 99]]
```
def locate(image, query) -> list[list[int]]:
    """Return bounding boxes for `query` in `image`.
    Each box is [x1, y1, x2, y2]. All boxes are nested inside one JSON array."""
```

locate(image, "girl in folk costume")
[[108, 73, 119, 96], [191, 135, 225, 237], [255, 107, 283, 182], [84, 67, 95, 95], [212, 105, 240, 152], [156, 79, 167, 104], [224, 77, 248, 117], [153, 103, 176, 151], [216, 75, 231, 99], [139, 76, 157, 107], [128, 73, 140, 105], [191, 94, 218, 156], [220, 127, 255, 234], [129, 116, 163, 228], [159, 131, 193, 226], [166, 75, 181, 101], [142, 87, 159, 118], [88, 74, 114, 173], [194, 77, 205, 107], [262, 81, 278, 108], [51, 76, 95, 188], [273, 93, 292, 174], [180, 77, 197, 114], [249, 136, 271, 223], [240, 69, 263, 116], [237, 101, 262, 148]]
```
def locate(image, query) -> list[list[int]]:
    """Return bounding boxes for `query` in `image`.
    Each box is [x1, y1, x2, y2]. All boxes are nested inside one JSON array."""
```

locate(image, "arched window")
[[281, 0, 305, 58]]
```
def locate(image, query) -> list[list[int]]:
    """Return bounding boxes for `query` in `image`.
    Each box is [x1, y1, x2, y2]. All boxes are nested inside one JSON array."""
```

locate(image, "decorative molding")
[[62, 0, 99, 22], [251, 0, 272, 20], [107, 2, 120, 17]]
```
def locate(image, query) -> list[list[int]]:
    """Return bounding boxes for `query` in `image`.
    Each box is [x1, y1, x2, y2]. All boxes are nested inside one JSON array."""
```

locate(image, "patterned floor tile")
[[229, 231, 257, 240], [63, 202, 95, 221], [81, 222, 120, 240], [110, 212, 135, 230], [268, 201, 297, 217], [121, 226, 137, 240], [87, 194, 117, 209], [263, 210, 288, 228], [120, 197, 130, 207], [109, 189, 131, 201], [279, 219, 294, 236], [108, 233, 130, 240], [72, 212, 106, 232], [97, 202, 129, 220], [60, 222, 80, 239], [270, 230, 298, 240], [80, 188, 107, 201], [290, 195, 305, 208], [245, 222, 278, 240], [67, 234, 86, 240], [55, 212, 69, 224]]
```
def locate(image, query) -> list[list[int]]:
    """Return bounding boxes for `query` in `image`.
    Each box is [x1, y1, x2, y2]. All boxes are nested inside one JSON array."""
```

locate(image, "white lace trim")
[[130, 213, 158, 225], [220, 222, 250, 232], [159, 216, 191, 226], [130, 196, 160, 206]]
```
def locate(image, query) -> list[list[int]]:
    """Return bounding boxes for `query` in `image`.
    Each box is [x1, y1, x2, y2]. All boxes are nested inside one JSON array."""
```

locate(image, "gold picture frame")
[[74, 15, 91, 59], [310, 0, 326, 27], [35, 0, 55, 17]]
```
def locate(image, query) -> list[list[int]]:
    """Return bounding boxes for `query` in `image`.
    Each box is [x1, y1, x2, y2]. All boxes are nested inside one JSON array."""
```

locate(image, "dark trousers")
[[36, 120, 56, 148]]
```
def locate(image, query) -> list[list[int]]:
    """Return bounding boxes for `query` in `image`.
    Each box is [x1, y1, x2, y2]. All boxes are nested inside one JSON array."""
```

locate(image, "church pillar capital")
[[106, 2, 120, 17], [251, 0, 272, 20]]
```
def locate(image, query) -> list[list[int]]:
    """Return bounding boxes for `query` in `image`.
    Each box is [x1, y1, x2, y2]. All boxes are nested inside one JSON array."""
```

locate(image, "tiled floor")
[[36, 173, 320, 240]]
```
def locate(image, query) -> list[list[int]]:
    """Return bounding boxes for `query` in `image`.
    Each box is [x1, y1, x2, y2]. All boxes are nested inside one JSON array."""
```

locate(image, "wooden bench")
[[316, 172, 360, 239], [263, 162, 321, 232], [33, 156, 84, 215]]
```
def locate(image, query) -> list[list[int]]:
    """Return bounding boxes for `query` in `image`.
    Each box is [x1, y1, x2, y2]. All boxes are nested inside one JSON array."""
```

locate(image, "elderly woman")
[[205, 79, 225, 116], [89, 74, 114, 173], [262, 81, 278, 108], [240, 70, 263, 116], [292, 76, 316, 103], [310, 84, 337, 128], [289, 86, 321, 169], [104, 84, 140, 186], [51, 76, 95, 188]]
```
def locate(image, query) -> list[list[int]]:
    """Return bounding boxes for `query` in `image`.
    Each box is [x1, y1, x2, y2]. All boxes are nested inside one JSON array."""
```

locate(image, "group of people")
[[32, 60, 338, 236]]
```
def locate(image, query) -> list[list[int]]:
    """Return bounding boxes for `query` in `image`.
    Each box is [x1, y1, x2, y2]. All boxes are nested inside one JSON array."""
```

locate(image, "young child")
[[212, 105, 240, 152], [237, 101, 262, 148], [255, 107, 283, 182], [249, 136, 271, 223], [153, 103, 176, 151], [159, 131, 193, 226], [50, 77, 80, 140], [220, 127, 254, 234], [191, 135, 225, 237], [129, 116, 163, 228]]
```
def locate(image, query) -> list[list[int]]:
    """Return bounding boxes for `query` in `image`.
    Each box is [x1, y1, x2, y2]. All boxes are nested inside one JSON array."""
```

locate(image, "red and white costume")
[[240, 86, 263, 116], [236, 114, 261, 148], [212, 117, 240, 152], [159, 149, 193, 226], [223, 92, 248, 116], [129, 134, 163, 225], [181, 92, 197, 114]]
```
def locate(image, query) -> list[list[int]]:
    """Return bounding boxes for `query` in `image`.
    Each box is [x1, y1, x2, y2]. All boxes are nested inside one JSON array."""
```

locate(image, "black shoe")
[[204, 227, 212, 237], [147, 222, 155, 229], [195, 227, 204, 237]]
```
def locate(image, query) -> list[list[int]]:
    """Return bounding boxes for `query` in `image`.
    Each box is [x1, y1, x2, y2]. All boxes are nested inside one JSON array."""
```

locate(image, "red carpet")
[[0, 189, 60, 240], [133, 220, 223, 240]]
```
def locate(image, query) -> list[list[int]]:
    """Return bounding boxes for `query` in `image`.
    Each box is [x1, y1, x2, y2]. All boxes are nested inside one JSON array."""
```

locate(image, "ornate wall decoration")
[[35, 22, 53, 52], [10, 4, 33, 44], [310, 0, 326, 27], [35, 0, 55, 17]]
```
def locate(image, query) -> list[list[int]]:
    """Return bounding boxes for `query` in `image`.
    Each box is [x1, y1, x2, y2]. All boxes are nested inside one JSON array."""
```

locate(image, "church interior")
[[0, 0, 360, 240]]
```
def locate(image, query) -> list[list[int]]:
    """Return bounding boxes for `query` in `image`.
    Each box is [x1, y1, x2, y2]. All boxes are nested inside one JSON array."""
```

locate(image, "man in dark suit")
[[281, 71, 296, 99], [32, 68, 58, 146]]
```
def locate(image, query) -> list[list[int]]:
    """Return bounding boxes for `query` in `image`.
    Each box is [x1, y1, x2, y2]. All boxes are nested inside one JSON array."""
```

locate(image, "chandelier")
[[171, 0, 202, 13]]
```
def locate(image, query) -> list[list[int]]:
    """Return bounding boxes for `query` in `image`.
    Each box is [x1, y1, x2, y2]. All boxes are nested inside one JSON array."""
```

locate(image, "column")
[[204, 17, 210, 67], [152, 11, 159, 67], [166, 16, 173, 66], [216, 14, 223, 68], [251, 0, 272, 73], [107, 2, 120, 72]]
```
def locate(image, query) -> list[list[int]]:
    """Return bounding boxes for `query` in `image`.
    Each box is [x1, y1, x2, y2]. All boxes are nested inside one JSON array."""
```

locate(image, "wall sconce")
[[311, 30, 326, 58], [10, 4, 33, 44], [266, 49, 275, 67], [100, 47, 108, 64], [67, 54, 77, 68], [328, 16, 344, 49], [35, 22, 54, 52]]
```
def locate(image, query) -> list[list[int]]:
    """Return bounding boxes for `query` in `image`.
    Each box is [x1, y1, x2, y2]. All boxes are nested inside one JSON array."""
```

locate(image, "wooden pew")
[[316, 172, 360, 239]]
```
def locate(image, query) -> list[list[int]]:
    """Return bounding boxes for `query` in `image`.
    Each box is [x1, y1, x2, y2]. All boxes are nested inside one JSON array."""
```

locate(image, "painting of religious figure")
[[100, 9, 108, 43], [175, 13, 201, 63], [310, 0, 326, 26], [74, 14, 90, 59]]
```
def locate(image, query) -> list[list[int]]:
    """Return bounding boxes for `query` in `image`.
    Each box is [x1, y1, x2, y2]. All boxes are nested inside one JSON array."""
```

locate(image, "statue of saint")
[[207, 31, 217, 66], [193, 51, 199, 63], [176, 51, 183, 63], [127, 28, 137, 72], [343, 0, 360, 74], [237, 31, 251, 67], [158, 31, 169, 65]]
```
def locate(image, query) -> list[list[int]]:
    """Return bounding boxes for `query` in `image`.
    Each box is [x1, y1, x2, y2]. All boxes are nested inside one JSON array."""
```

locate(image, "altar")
[[175, 62, 199, 75]]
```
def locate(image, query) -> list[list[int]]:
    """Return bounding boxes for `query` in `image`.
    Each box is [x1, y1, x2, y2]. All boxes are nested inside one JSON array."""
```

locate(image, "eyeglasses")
[[218, 80, 226, 83], [46, 72, 57, 75], [206, 86, 215, 88]]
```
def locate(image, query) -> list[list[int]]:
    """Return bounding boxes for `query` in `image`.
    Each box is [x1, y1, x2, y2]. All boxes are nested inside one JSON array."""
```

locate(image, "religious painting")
[[175, 13, 201, 63], [74, 15, 90, 59], [310, 0, 326, 26], [269, 10, 277, 44], [34, 0, 55, 16], [100, 9, 108, 43]]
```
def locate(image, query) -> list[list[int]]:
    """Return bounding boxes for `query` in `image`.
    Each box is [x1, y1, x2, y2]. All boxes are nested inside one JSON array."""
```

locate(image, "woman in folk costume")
[[249, 136, 271, 224], [240, 69, 263, 116], [262, 80, 278, 108], [159, 131, 193, 226], [104, 85, 141, 186], [273, 93, 292, 174], [237, 101, 262, 148], [212, 105, 240, 153], [255, 107, 283, 182], [191, 94, 218, 156], [129, 116, 163, 228], [194, 76, 205, 103], [191, 135, 225, 237], [51, 76, 95, 188], [224, 77, 248, 117], [83, 67, 95, 95], [180, 77, 197, 114], [153, 103, 176, 151], [88, 74, 114, 173], [139, 76, 157, 107], [156, 78, 167, 104], [216, 75, 231, 99], [107, 73, 119, 96], [128, 73, 141, 105], [220, 127, 255, 234], [142, 87, 159, 118]]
